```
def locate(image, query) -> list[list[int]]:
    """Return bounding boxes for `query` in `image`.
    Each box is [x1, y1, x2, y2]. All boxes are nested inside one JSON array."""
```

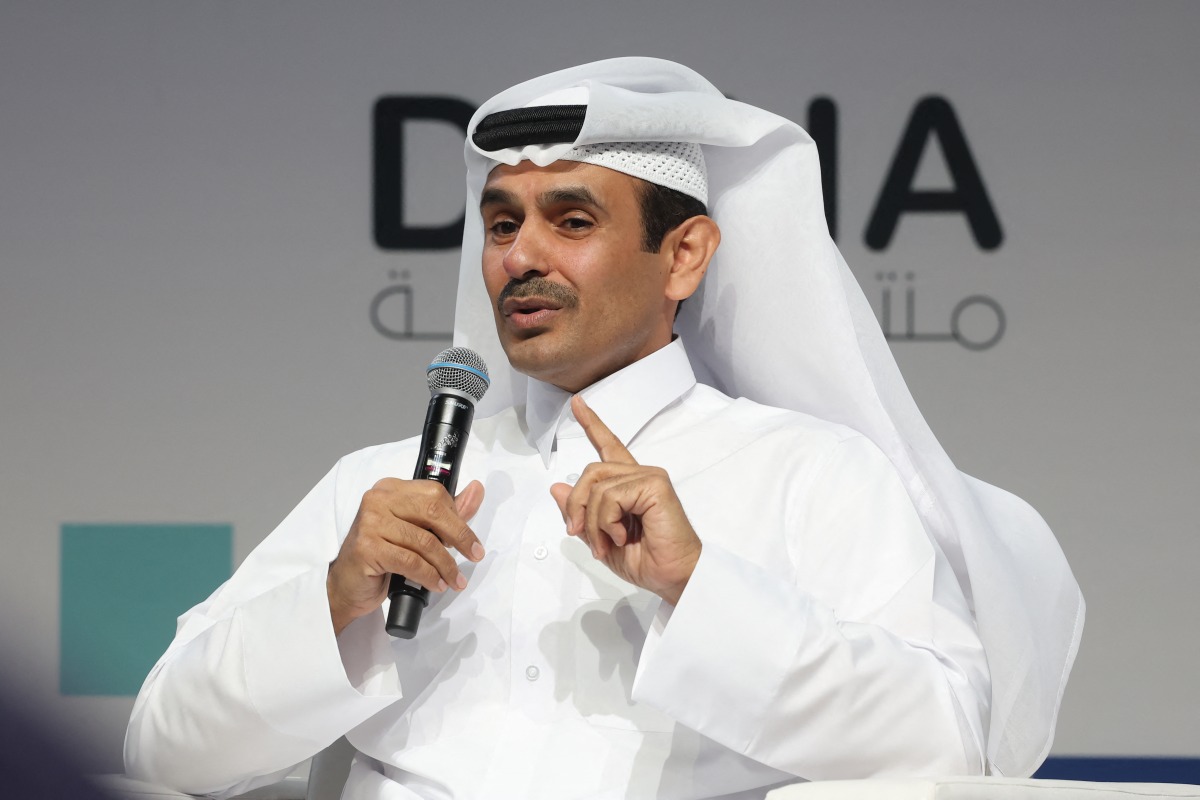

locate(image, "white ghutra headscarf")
[[452, 57, 1084, 778]]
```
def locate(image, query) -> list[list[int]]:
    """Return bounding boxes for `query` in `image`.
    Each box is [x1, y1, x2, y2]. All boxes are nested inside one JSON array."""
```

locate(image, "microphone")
[[385, 347, 490, 639]]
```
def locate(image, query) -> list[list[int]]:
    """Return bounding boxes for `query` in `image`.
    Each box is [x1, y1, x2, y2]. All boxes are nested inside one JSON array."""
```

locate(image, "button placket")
[[508, 489, 563, 721], [557, 436, 595, 485]]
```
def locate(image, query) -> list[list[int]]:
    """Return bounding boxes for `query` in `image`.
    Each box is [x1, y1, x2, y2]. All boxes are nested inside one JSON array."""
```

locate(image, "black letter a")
[[864, 97, 1002, 250]]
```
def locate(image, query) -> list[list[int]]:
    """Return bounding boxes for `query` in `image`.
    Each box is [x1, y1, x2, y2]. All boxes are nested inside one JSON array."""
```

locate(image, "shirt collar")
[[524, 338, 696, 467]]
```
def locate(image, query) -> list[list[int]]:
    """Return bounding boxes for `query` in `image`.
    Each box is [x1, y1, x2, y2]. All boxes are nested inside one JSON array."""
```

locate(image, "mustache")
[[496, 277, 580, 311]]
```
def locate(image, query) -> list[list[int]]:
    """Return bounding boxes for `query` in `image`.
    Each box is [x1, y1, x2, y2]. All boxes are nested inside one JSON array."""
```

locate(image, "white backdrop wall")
[[1, 0, 1197, 773]]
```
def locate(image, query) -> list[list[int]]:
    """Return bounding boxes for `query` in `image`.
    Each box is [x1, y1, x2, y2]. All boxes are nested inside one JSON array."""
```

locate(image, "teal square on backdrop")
[[60, 523, 232, 696]]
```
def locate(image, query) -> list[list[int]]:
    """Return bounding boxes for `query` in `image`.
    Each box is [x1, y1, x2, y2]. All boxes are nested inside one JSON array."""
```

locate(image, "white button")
[[525, 665, 540, 681], [565, 472, 580, 484], [533, 545, 548, 560]]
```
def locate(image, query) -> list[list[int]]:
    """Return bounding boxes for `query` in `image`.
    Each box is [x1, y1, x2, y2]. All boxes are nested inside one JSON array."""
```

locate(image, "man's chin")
[[500, 336, 576, 387]]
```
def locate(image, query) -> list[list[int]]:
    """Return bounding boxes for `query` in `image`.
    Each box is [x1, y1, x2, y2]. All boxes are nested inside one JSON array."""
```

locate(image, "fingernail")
[[436, 579, 449, 592], [455, 573, 468, 590], [470, 543, 485, 561]]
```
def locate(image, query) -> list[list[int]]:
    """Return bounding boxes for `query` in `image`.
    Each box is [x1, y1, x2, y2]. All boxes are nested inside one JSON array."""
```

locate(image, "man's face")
[[479, 160, 676, 393]]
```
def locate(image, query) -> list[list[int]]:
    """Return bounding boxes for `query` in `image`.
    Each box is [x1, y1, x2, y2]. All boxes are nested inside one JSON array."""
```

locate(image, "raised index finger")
[[571, 395, 637, 465]]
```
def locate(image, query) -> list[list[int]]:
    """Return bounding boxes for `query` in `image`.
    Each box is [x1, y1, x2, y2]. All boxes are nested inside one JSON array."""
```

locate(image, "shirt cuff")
[[632, 541, 806, 752], [238, 563, 404, 740]]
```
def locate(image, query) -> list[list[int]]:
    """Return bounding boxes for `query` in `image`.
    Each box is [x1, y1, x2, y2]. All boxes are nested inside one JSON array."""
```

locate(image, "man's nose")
[[501, 224, 551, 279]]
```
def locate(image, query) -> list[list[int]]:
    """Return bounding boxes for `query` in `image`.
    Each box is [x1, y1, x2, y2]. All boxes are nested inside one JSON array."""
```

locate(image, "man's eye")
[[490, 220, 519, 236], [561, 217, 593, 231]]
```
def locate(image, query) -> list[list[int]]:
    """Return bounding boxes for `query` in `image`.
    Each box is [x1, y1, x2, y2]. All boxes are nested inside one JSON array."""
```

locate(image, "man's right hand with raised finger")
[[326, 478, 485, 636]]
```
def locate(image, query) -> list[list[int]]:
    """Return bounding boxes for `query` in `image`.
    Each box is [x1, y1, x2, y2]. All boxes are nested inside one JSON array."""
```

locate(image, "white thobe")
[[125, 340, 989, 799]]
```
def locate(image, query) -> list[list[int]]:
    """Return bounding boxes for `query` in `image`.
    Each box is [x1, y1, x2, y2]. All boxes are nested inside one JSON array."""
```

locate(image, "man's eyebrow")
[[479, 186, 518, 210], [479, 184, 604, 212], [540, 186, 601, 209]]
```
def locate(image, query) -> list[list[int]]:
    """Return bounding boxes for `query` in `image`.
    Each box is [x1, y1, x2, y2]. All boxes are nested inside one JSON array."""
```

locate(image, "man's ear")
[[663, 216, 721, 302]]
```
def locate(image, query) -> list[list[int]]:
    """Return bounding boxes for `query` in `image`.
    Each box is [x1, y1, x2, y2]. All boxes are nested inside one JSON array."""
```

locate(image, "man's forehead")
[[481, 160, 642, 203]]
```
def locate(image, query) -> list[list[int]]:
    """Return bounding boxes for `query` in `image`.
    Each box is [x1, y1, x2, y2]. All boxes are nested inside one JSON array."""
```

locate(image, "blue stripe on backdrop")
[[1036, 758, 1200, 785]]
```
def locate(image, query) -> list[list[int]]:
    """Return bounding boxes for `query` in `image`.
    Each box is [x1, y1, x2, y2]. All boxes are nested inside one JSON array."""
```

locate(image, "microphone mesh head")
[[426, 347, 490, 403]]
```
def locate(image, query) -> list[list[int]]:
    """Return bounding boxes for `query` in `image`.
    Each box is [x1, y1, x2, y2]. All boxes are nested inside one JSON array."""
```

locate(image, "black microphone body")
[[386, 348, 489, 638]]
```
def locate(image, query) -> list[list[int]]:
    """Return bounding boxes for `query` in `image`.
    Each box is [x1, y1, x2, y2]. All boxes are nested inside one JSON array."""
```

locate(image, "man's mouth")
[[501, 297, 566, 329], [502, 297, 565, 317], [496, 278, 578, 331]]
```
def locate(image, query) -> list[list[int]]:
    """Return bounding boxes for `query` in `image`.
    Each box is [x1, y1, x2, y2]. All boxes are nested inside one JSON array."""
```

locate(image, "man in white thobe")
[[124, 58, 1083, 800]]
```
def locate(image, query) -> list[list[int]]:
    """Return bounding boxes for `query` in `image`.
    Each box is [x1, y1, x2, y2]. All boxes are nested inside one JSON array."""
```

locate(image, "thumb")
[[454, 480, 485, 520], [548, 482, 572, 525]]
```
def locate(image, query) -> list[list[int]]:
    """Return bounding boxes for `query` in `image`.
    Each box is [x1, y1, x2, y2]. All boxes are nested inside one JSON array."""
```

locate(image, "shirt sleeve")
[[630, 434, 989, 781], [123, 460, 405, 797]]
